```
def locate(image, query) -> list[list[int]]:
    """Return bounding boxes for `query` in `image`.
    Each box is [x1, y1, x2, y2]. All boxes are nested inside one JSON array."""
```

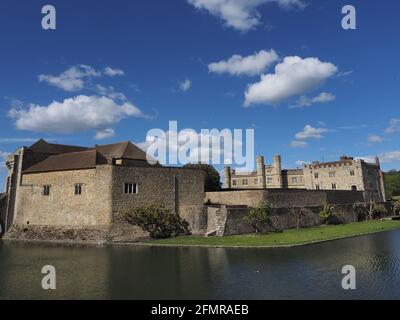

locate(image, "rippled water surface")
[[1, 231, 400, 300]]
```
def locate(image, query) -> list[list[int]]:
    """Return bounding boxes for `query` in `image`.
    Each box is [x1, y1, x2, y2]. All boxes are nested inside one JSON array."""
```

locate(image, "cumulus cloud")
[[39, 65, 125, 92], [244, 56, 338, 106], [290, 140, 308, 148], [187, 0, 305, 32], [367, 134, 383, 144], [208, 49, 279, 76], [179, 79, 192, 92], [0, 151, 10, 168], [103, 67, 125, 77], [385, 118, 400, 134], [95, 84, 127, 101], [138, 129, 243, 166], [360, 151, 400, 164], [295, 125, 328, 140], [290, 92, 336, 108], [9, 95, 145, 137], [95, 128, 116, 140]]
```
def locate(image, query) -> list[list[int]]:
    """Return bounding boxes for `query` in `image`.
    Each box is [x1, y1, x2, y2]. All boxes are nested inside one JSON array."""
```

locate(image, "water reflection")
[[1, 231, 400, 300]]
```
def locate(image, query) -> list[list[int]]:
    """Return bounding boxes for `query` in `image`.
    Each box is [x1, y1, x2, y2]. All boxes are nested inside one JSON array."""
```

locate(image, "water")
[[1, 231, 400, 300]]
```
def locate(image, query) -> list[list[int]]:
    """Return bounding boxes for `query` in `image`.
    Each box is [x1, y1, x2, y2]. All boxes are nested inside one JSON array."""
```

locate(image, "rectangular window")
[[267, 177, 273, 184], [43, 185, 51, 196], [254, 179, 258, 185], [243, 179, 248, 186], [232, 180, 237, 186], [314, 173, 319, 179], [292, 177, 298, 183], [350, 171, 355, 176], [124, 183, 138, 194], [332, 183, 337, 190], [75, 184, 82, 195], [329, 172, 336, 178], [316, 184, 320, 190]]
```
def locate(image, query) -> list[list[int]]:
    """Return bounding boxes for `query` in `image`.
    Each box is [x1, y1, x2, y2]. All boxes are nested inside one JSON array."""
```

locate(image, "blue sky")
[[1, 0, 400, 190]]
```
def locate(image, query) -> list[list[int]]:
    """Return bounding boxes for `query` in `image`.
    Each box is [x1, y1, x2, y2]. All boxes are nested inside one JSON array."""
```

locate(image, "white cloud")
[[360, 151, 400, 164], [290, 140, 308, 148], [295, 160, 308, 166], [367, 134, 383, 144], [39, 65, 125, 92], [103, 67, 125, 77], [179, 79, 192, 92], [9, 95, 145, 136], [244, 56, 338, 106], [187, 0, 305, 32], [295, 125, 328, 140], [95, 85, 127, 101], [290, 92, 336, 108], [385, 118, 400, 134], [0, 151, 10, 169], [138, 129, 243, 165], [95, 128, 116, 140], [208, 49, 279, 76]]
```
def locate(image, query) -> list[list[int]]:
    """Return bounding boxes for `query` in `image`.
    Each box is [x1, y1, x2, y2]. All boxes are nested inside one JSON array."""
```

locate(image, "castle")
[[0, 139, 205, 234], [224, 155, 386, 202]]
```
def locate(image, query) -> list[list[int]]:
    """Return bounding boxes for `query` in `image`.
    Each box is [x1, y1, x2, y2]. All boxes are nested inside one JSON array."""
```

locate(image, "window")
[[329, 172, 336, 178], [243, 179, 248, 186], [292, 177, 298, 183], [43, 185, 51, 196], [75, 184, 82, 195], [351, 185, 357, 191], [124, 183, 138, 194], [232, 180, 237, 186], [254, 179, 258, 185], [314, 173, 319, 179], [316, 184, 320, 190], [267, 177, 273, 184], [332, 183, 337, 190], [350, 171, 355, 176]]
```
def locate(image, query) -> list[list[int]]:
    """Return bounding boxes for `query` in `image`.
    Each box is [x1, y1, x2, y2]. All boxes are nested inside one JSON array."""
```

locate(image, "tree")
[[244, 202, 280, 234], [385, 170, 400, 199], [320, 204, 343, 225], [183, 163, 221, 192], [125, 205, 191, 239]]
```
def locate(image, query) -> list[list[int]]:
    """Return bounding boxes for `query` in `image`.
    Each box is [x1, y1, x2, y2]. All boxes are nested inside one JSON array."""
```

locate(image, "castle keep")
[[1, 139, 205, 235], [224, 155, 386, 202]]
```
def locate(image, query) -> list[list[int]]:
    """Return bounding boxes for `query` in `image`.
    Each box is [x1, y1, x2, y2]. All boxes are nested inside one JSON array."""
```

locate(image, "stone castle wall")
[[111, 166, 205, 224], [207, 204, 363, 237], [0, 193, 7, 233], [15, 166, 113, 226], [205, 189, 365, 208]]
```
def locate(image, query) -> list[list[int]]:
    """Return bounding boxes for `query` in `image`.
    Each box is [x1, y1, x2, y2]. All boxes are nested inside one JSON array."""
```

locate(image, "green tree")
[[183, 163, 221, 192], [320, 204, 343, 225], [125, 205, 191, 239], [244, 202, 280, 234], [385, 170, 400, 199]]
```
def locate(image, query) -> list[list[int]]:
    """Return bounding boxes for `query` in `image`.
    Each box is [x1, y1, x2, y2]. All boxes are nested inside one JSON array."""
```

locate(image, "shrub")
[[125, 205, 191, 239], [353, 203, 368, 221], [320, 204, 343, 225], [371, 203, 388, 219], [244, 202, 280, 234], [392, 201, 400, 215]]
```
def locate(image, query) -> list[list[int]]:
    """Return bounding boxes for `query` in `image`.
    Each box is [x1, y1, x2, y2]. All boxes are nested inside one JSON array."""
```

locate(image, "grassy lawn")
[[147, 220, 400, 247]]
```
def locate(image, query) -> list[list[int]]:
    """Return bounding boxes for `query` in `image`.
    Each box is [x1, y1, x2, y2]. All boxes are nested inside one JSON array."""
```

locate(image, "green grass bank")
[[147, 220, 400, 247]]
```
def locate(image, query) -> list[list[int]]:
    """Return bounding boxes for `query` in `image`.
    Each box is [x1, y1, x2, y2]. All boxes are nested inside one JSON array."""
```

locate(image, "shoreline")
[[2, 220, 400, 249]]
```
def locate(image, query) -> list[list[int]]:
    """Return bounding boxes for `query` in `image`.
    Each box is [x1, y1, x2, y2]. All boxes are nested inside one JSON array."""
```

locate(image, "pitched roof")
[[23, 149, 107, 174], [94, 141, 148, 161], [29, 139, 88, 155]]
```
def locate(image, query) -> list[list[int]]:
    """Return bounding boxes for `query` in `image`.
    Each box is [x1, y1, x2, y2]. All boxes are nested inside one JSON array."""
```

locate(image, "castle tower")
[[256, 156, 266, 189], [273, 155, 283, 188], [224, 166, 232, 189]]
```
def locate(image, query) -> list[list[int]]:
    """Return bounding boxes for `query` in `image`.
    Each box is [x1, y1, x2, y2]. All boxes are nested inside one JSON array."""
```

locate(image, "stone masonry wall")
[[205, 189, 364, 208], [15, 166, 113, 226], [111, 166, 205, 225], [208, 203, 361, 237], [0, 193, 7, 234]]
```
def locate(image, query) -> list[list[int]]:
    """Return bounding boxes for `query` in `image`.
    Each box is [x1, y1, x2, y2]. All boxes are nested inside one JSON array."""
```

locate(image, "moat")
[[1, 230, 400, 300]]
